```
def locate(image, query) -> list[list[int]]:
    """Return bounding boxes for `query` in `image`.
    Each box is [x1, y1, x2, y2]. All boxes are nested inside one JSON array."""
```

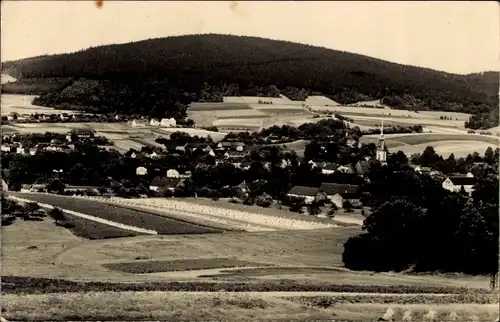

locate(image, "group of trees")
[[410, 146, 499, 175], [3, 34, 497, 125], [343, 156, 499, 277], [1, 195, 70, 227]]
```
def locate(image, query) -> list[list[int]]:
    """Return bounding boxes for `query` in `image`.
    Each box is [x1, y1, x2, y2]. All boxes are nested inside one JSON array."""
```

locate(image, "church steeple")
[[376, 120, 387, 165]]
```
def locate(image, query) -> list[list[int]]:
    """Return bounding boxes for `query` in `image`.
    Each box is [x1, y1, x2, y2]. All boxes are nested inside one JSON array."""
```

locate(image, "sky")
[[1, 1, 499, 74]]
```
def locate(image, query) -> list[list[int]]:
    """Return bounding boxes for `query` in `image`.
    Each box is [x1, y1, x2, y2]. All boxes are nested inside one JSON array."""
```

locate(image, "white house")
[[336, 165, 350, 173], [131, 119, 148, 127], [136, 166, 148, 176], [160, 118, 176, 127], [166, 169, 180, 178], [442, 176, 476, 194], [1, 144, 13, 152], [150, 119, 161, 126]]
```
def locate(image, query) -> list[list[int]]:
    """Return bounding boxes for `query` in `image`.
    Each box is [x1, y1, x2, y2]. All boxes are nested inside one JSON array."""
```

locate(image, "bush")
[[256, 196, 272, 208]]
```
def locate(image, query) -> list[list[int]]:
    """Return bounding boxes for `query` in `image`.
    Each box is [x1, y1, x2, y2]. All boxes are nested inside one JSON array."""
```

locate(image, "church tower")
[[376, 120, 387, 165]]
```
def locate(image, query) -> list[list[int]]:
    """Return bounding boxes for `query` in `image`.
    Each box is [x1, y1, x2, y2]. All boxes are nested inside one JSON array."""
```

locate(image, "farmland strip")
[[7, 196, 157, 235], [9, 193, 218, 234]]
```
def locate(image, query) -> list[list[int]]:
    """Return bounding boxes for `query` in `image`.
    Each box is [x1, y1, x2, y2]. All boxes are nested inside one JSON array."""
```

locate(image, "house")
[[21, 184, 47, 193], [149, 151, 160, 159], [336, 165, 350, 173], [59, 113, 70, 121], [67, 128, 96, 142], [64, 186, 100, 194], [166, 169, 180, 178], [20, 184, 31, 193], [136, 166, 148, 176], [16, 147, 29, 155], [185, 143, 213, 153], [320, 162, 338, 174], [131, 119, 148, 127], [320, 183, 362, 208], [286, 186, 328, 204], [160, 118, 177, 127], [149, 177, 184, 192], [442, 176, 476, 194], [414, 165, 432, 175], [265, 135, 281, 143], [150, 119, 161, 126], [1, 144, 13, 153], [7, 112, 19, 121], [224, 150, 247, 160], [218, 142, 246, 151], [235, 180, 249, 194], [346, 137, 357, 148], [355, 160, 371, 176]]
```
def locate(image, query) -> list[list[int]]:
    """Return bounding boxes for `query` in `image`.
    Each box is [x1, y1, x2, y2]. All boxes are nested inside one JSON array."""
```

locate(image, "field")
[[103, 258, 273, 274], [1, 94, 80, 116], [2, 191, 496, 320], [10, 193, 222, 235], [305, 95, 341, 106], [360, 133, 499, 157], [1, 290, 497, 321]]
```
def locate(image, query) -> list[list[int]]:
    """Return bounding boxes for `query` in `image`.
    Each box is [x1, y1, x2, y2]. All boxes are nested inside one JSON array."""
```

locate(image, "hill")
[[1, 34, 498, 127]]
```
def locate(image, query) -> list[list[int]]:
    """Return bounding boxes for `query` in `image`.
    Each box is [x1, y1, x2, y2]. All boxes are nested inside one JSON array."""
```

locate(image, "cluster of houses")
[[129, 118, 177, 128], [3, 112, 127, 123], [1, 129, 99, 155]]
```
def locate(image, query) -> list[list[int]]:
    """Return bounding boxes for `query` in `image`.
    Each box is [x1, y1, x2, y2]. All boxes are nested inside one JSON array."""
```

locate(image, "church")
[[376, 120, 388, 165]]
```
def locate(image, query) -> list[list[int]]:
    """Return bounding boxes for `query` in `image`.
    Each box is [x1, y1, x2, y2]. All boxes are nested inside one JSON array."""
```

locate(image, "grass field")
[[188, 102, 252, 111], [103, 258, 273, 274], [1, 291, 497, 321], [392, 141, 498, 158], [360, 133, 500, 146], [58, 211, 144, 239], [1, 94, 79, 116], [360, 133, 499, 157], [10, 193, 221, 235], [305, 95, 341, 106]]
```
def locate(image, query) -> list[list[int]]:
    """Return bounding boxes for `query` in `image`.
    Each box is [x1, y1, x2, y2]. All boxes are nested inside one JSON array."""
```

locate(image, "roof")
[[70, 128, 95, 135], [150, 177, 182, 188], [226, 151, 247, 157], [448, 176, 476, 186], [321, 162, 339, 171], [287, 186, 321, 197], [186, 143, 211, 149], [65, 185, 99, 190], [356, 160, 371, 174], [320, 183, 360, 197]]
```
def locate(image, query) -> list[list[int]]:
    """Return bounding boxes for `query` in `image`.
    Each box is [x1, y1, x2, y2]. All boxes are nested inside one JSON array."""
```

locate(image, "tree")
[[48, 207, 66, 224], [46, 179, 66, 194], [307, 202, 321, 216], [343, 200, 354, 213], [23, 202, 42, 219]]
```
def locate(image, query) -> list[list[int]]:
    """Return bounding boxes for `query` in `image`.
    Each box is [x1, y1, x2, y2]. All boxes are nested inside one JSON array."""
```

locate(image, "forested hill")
[[2, 34, 498, 127]]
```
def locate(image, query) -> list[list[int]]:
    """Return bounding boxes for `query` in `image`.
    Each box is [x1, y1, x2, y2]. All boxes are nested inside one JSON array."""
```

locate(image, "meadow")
[[1, 94, 79, 116], [360, 133, 499, 157], [1, 290, 497, 321]]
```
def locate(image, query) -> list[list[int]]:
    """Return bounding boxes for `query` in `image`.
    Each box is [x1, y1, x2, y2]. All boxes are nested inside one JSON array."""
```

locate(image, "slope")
[[1, 34, 498, 123]]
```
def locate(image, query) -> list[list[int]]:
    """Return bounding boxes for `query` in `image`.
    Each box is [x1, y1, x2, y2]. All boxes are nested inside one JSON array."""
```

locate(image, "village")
[[1, 120, 483, 218]]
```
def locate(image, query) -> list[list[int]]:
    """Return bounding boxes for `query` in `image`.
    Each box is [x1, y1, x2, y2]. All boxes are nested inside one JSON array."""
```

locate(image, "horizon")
[[1, 1, 499, 74]]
